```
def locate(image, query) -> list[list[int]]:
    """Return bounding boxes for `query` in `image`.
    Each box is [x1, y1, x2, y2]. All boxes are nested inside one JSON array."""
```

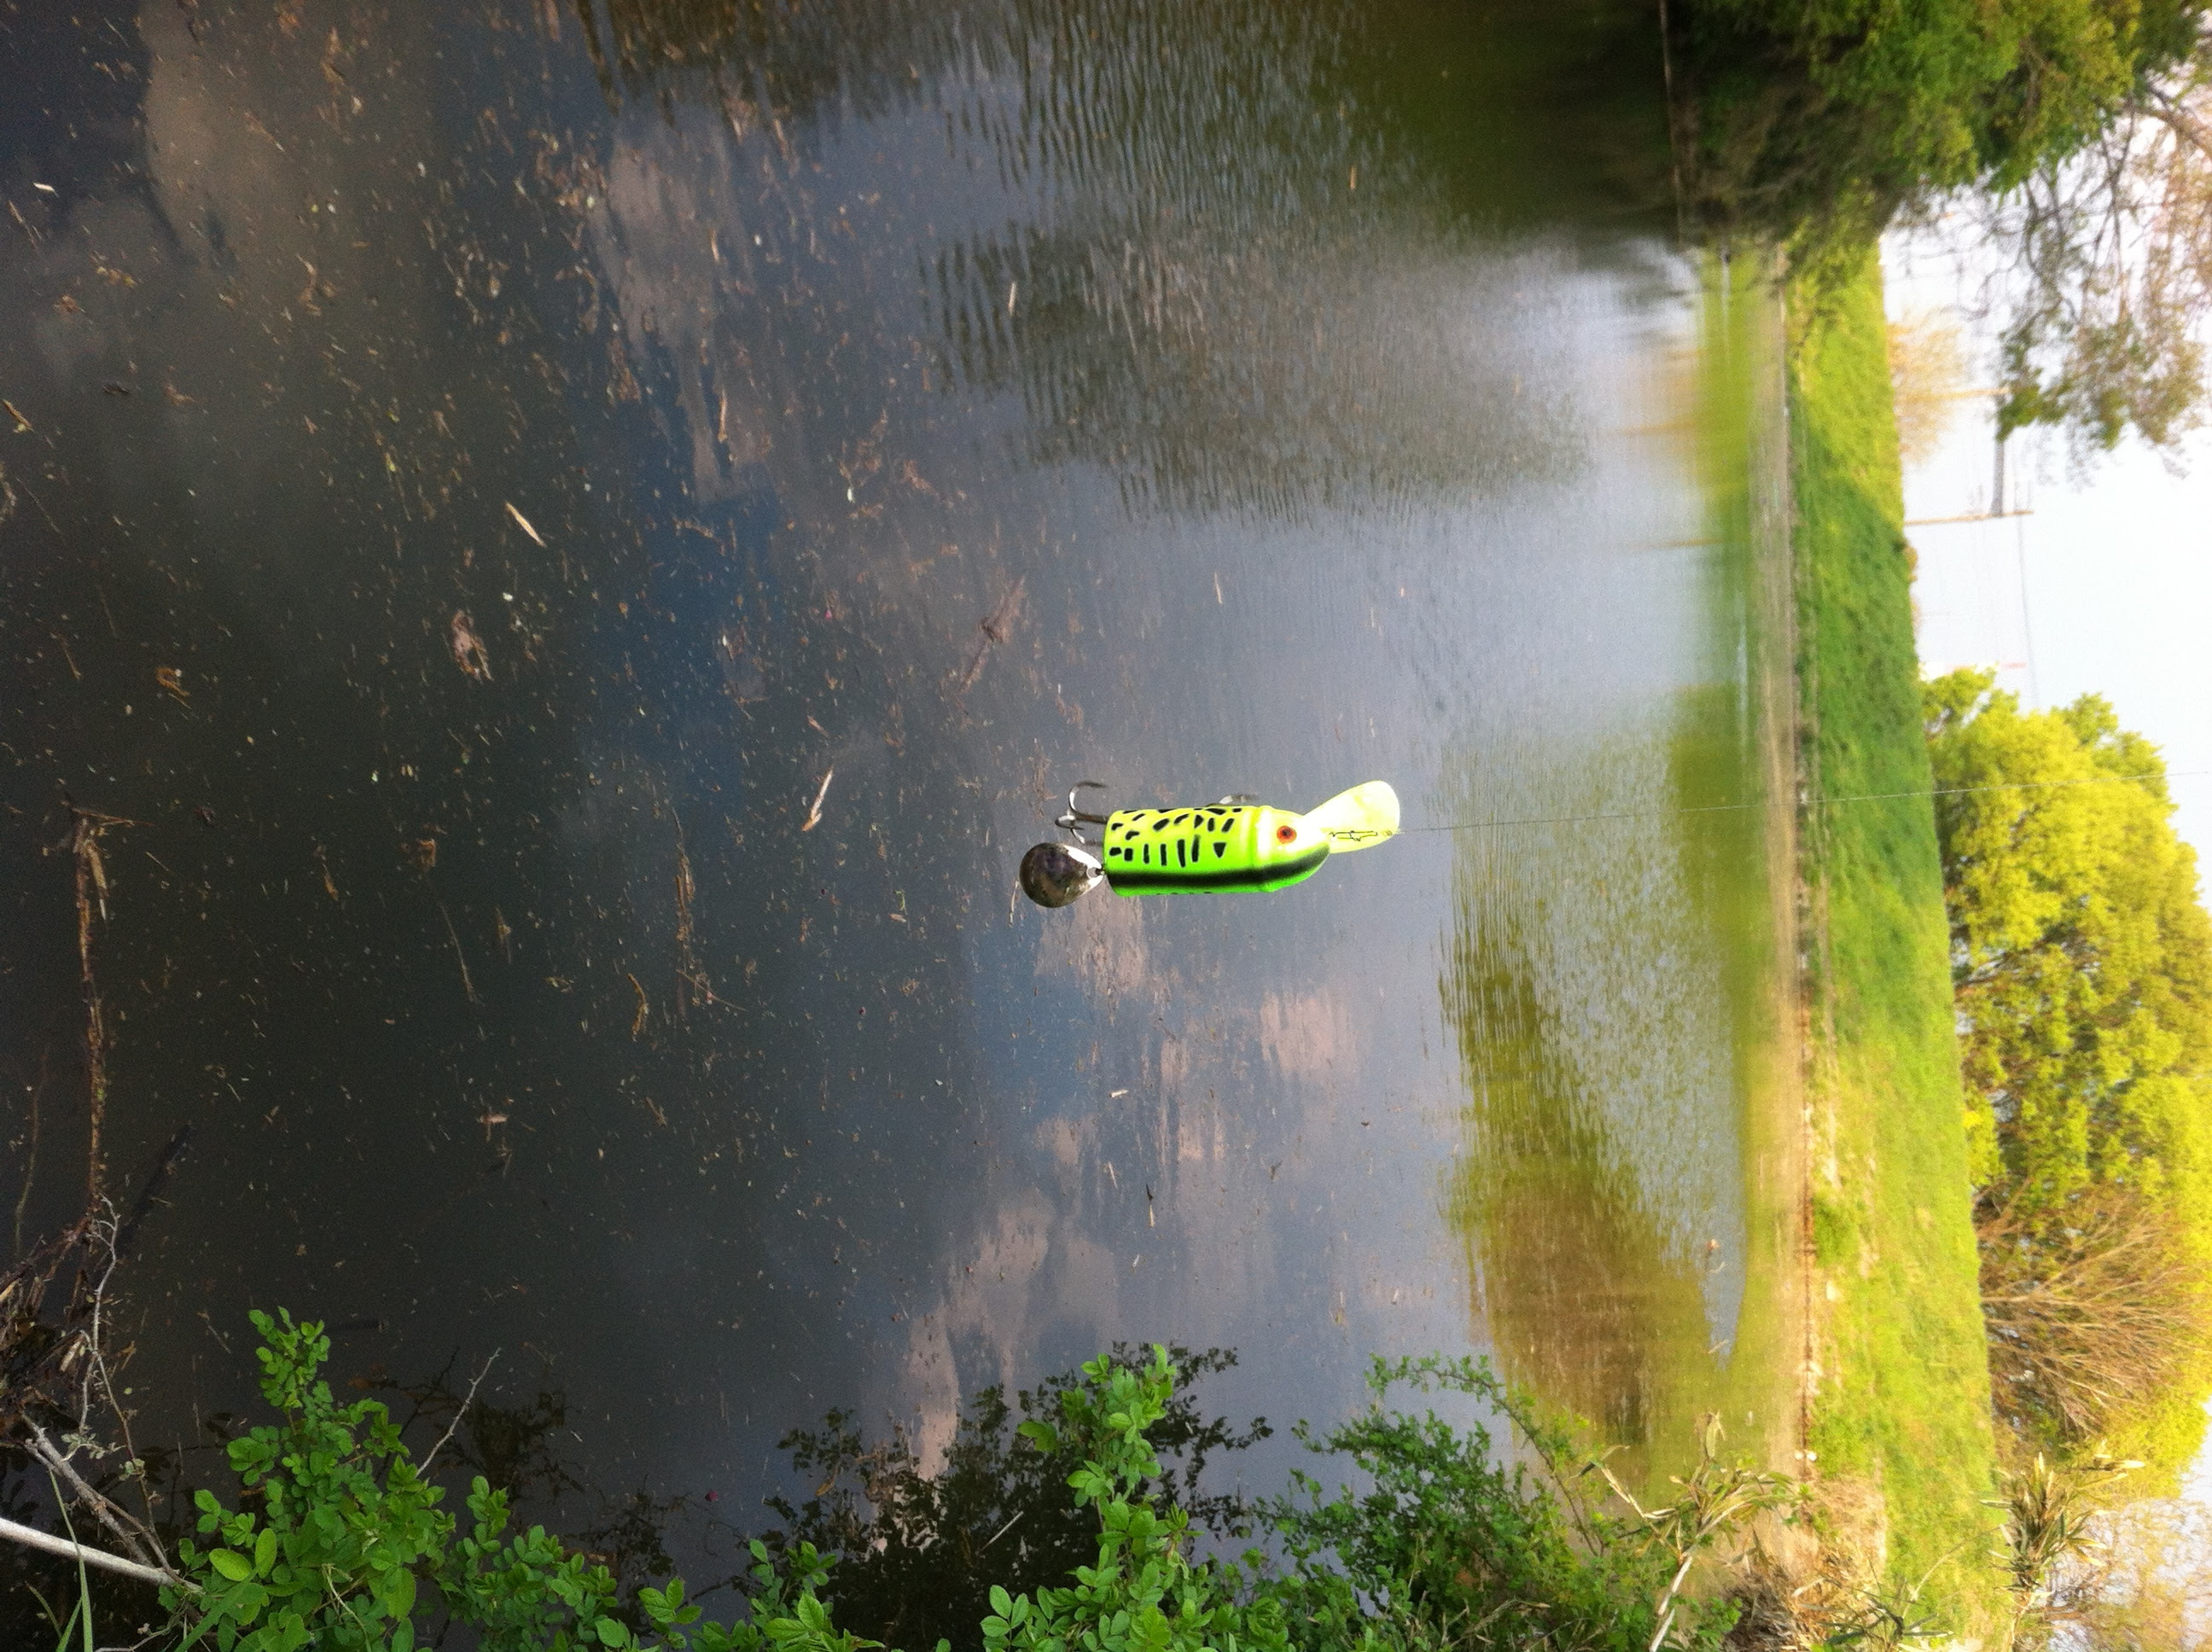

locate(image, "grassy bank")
[[1787, 253, 2000, 1623]]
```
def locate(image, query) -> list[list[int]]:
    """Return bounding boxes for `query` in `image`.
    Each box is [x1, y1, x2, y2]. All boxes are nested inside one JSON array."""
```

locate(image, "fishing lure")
[[1019, 781, 1400, 907]]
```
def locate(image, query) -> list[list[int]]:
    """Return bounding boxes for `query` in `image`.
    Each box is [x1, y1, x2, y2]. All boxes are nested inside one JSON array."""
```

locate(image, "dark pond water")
[[0, 0, 1797, 1581]]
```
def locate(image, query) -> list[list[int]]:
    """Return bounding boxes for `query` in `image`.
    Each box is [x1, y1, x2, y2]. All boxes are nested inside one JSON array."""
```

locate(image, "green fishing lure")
[[1019, 782, 1399, 907]]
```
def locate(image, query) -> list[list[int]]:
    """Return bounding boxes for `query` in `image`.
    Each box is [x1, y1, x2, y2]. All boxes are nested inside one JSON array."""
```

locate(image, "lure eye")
[[1275, 823, 1297, 844]]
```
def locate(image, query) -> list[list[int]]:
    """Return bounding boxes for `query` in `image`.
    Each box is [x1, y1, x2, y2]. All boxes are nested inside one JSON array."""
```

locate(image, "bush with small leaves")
[[160, 1312, 866, 1652]]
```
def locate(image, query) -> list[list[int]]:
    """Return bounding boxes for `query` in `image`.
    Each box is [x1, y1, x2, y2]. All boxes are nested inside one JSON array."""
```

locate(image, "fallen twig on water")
[[422, 1350, 502, 1475], [27, 1425, 160, 1571], [957, 578, 1026, 696], [505, 500, 546, 546], [0, 1511, 189, 1591], [800, 767, 834, 832]]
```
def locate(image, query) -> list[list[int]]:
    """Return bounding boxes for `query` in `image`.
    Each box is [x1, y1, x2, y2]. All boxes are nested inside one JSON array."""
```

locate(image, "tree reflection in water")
[[1442, 899, 1706, 1452], [571, 0, 1622, 530]]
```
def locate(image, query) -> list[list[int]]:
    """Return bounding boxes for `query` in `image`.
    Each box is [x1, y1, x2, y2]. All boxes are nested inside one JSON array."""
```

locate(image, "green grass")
[[1787, 251, 2002, 1627]]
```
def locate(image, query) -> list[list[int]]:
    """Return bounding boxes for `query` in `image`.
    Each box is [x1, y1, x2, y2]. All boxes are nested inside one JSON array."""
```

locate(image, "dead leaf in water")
[[450, 610, 492, 679]]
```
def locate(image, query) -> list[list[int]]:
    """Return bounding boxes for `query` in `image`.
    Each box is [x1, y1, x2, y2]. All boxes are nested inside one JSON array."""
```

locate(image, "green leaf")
[[253, 1527, 277, 1578], [208, 1548, 253, 1582], [226, 1578, 270, 1626]]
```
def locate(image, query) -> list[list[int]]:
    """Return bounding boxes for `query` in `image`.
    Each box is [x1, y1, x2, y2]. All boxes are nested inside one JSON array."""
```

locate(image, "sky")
[[1882, 225, 2212, 869]]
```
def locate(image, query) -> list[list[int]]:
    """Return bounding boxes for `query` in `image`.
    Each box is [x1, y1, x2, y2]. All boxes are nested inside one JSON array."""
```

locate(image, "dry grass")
[[1720, 1476, 1941, 1652], [1979, 1187, 2212, 1448]]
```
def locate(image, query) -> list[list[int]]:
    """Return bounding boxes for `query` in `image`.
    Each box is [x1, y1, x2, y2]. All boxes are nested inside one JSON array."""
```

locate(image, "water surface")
[[0, 0, 1796, 1571]]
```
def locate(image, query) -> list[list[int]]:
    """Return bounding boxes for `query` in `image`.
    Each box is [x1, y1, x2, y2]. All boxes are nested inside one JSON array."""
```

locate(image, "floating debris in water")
[[504, 500, 545, 546], [450, 610, 492, 679], [957, 578, 1026, 696], [800, 768, 835, 832]]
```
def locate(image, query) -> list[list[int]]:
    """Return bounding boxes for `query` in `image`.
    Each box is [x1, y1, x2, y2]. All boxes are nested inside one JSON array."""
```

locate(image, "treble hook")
[[1018, 782, 1112, 909], [1055, 780, 1111, 842]]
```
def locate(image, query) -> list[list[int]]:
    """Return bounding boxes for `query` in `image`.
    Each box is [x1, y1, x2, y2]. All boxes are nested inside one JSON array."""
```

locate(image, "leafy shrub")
[[145, 1318, 1802, 1652], [164, 1308, 863, 1650], [158, 1316, 1276, 1652], [754, 1347, 1266, 1652], [1262, 1357, 1790, 1652]]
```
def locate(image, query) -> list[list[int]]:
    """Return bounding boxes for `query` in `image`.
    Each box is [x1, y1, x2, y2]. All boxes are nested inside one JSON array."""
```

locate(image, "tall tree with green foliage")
[[1923, 668, 2212, 1473], [1685, 0, 2209, 243], [1682, 0, 2212, 457]]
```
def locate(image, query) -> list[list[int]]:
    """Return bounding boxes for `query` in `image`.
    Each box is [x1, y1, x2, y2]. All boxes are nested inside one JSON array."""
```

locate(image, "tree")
[[1683, 0, 2210, 250], [1981, 80, 2212, 458], [1950, 11, 2212, 459], [1924, 669, 2212, 1202], [1924, 669, 2212, 1469], [1679, 0, 2212, 459]]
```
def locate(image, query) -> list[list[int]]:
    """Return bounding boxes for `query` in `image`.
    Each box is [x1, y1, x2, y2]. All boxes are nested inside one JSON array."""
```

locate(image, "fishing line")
[[1404, 769, 2212, 836]]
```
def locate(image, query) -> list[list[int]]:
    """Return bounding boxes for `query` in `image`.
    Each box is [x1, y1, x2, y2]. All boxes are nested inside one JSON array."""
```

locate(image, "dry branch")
[[0, 1512, 185, 1590]]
